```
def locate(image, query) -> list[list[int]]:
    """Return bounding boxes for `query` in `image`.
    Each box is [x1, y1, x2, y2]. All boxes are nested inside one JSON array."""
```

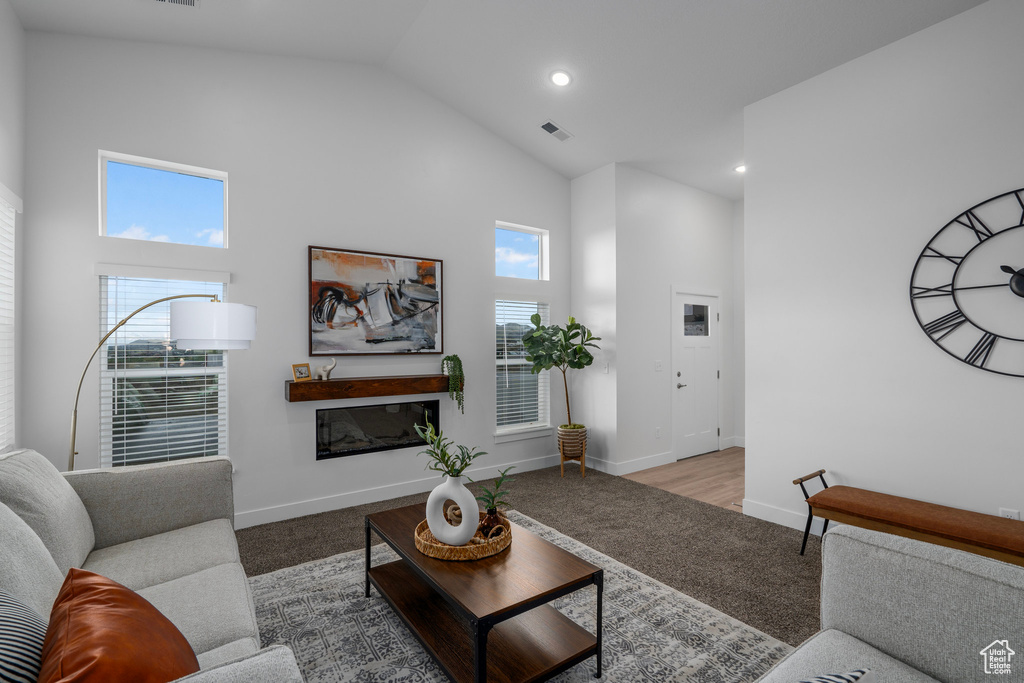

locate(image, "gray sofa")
[[757, 524, 1024, 683], [0, 449, 303, 682]]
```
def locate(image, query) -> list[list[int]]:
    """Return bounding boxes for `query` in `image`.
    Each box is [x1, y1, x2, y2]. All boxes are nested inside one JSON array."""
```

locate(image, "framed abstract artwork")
[[308, 246, 443, 356]]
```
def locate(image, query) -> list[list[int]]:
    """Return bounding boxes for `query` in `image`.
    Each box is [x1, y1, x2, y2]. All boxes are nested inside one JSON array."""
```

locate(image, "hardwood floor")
[[623, 447, 745, 512]]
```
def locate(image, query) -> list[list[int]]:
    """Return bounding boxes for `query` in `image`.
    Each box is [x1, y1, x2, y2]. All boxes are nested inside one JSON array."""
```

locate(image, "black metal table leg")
[[364, 518, 371, 598], [473, 618, 491, 683], [800, 508, 813, 555], [594, 570, 604, 678]]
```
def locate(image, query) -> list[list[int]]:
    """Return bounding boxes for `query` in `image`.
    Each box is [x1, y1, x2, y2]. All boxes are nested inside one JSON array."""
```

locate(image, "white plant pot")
[[425, 475, 479, 546]]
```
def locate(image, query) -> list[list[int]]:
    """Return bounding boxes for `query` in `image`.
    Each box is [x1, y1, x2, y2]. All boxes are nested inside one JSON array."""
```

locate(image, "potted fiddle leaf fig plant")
[[474, 466, 515, 537], [414, 422, 486, 546], [521, 315, 601, 476]]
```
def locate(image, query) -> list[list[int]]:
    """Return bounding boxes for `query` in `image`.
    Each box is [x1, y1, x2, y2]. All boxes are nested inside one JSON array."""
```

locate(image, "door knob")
[[677, 383, 687, 388]]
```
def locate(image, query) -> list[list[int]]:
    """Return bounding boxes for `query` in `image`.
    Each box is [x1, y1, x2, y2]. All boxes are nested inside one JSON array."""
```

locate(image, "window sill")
[[493, 426, 553, 444]]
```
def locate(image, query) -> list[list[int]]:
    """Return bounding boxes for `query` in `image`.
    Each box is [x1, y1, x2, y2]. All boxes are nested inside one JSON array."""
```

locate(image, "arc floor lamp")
[[69, 295, 257, 471]]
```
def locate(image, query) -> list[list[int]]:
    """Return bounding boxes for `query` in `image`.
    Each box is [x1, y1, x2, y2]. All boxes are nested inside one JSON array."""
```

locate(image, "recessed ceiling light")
[[734, 165, 747, 173], [550, 70, 572, 87]]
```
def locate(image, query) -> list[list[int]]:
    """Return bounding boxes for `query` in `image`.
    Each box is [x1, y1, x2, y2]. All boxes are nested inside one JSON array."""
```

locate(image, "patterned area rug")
[[250, 511, 791, 682]]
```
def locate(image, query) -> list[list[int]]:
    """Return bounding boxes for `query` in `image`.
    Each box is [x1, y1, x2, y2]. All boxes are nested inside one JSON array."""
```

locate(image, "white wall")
[[732, 200, 745, 446], [22, 33, 570, 527], [0, 0, 24, 447], [744, 0, 1023, 530], [570, 163, 738, 475], [614, 166, 737, 472], [0, 0, 24, 199], [570, 164, 617, 465]]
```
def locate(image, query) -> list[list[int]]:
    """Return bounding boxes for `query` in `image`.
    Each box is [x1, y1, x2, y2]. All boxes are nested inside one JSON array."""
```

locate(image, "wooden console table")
[[365, 503, 603, 682]]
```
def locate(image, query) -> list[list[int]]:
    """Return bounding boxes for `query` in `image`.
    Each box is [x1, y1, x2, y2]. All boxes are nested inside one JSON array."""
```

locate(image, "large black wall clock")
[[911, 187, 1024, 377]]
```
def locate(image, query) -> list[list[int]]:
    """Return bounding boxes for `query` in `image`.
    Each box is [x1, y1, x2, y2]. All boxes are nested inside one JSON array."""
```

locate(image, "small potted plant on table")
[[475, 467, 515, 537]]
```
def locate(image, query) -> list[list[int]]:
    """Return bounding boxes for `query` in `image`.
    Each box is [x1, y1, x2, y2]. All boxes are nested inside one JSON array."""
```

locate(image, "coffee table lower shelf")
[[368, 560, 598, 683]]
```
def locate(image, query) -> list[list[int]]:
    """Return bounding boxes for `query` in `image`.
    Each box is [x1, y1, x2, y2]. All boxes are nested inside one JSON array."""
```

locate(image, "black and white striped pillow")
[[0, 590, 47, 683], [799, 671, 876, 683]]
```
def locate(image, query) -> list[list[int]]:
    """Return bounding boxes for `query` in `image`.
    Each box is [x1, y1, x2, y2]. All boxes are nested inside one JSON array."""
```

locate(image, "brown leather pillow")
[[39, 568, 200, 683]]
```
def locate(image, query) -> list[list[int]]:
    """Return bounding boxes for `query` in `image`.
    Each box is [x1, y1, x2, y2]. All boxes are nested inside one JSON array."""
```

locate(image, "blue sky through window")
[[105, 160, 225, 248], [495, 227, 539, 279]]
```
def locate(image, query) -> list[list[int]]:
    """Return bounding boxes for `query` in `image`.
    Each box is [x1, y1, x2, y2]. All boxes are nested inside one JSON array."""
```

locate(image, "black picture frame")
[[308, 245, 443, 356]]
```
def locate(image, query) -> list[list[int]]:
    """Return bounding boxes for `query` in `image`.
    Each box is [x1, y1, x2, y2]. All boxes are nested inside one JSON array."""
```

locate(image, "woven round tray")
[[414, 510, 512, 561]]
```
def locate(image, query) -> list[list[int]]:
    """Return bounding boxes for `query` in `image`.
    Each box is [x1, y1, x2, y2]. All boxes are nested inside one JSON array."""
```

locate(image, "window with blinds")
[[496, 300, 549, 431], [0, 197, 14, 451], [99, 276, 227, 467]]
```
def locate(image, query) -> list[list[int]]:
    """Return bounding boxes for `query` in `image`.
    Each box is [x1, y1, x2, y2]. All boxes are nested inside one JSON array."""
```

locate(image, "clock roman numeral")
[[923, 310, 966, 341], [964, 332, 997, 368], [911, 283, 953, 299], [921, 246, 963, 266], [1016, 191, 1024, 226], [953, 210, 994, 242]]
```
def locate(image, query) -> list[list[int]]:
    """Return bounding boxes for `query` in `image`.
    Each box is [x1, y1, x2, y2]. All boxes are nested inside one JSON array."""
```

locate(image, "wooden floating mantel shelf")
[[285, 374, 449, 402]]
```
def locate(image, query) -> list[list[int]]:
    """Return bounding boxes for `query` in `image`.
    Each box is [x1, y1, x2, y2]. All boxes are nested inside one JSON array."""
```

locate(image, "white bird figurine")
[[316, 357, 337, 380]]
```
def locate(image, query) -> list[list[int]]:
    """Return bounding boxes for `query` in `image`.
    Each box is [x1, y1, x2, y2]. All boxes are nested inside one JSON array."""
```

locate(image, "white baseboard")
[[585, 450, 675, 477], [234, 453, 561, 529], [741, 497, 828, 536], [727, 435, 745, 448]]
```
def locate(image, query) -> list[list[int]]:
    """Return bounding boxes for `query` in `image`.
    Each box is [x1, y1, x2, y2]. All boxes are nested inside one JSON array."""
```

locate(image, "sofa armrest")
[[820, 525, 1024, 682], [174, 646, 304, 683], [63, 456, 234, 550]]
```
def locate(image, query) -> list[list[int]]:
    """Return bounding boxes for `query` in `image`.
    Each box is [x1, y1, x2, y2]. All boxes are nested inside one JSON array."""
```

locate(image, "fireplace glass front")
[[316, 400, 439, 460]]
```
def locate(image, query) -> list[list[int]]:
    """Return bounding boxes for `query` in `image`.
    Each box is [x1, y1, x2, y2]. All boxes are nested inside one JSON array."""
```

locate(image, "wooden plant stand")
[[558, 427, 587, 478]]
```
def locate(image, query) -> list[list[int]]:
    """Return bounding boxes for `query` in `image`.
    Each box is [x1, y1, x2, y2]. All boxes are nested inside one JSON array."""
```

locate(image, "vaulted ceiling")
[[8, 0, 986, 199]]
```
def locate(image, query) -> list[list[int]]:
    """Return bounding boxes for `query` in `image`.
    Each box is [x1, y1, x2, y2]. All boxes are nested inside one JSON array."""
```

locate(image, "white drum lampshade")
[[170, 300, 257, 350]]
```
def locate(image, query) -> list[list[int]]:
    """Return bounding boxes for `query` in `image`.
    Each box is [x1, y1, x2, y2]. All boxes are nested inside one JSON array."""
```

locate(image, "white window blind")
[[0, 197, 14, 451], [99, 276, 227, 467], [496, 300, 550, 431]]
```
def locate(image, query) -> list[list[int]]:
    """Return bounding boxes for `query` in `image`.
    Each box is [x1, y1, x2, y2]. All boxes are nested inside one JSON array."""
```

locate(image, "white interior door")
[[672, 292, 720, 459]]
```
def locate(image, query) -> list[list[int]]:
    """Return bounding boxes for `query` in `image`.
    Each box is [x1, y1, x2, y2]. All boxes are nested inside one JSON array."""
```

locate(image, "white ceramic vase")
[[425, 475, 479, 546]]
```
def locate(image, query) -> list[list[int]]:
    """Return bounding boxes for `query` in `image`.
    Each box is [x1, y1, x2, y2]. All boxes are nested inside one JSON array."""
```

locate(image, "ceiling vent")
[[541, 120, 573, 142], [152, 0, 201, 8]]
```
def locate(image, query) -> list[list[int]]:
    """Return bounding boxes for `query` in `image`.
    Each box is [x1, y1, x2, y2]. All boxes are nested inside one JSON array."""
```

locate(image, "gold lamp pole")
[[69, 294, 219, 472]]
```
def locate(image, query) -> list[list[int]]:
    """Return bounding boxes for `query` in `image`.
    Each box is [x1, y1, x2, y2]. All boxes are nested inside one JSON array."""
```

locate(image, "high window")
[[98, 274, 228, 467], [495, 222, 548, 280], [100, 151, 227, 248], [495, 300, 550, 432], [0, 194, 15, 451]]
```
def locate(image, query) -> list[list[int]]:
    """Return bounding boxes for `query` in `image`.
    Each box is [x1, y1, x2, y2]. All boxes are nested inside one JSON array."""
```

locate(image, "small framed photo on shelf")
[[292, 363, 312, 382]]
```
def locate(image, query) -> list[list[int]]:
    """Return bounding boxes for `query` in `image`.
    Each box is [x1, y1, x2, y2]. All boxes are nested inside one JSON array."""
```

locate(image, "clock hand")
[[955, 266, 1024, 291], [953, 283, 1009, 291]]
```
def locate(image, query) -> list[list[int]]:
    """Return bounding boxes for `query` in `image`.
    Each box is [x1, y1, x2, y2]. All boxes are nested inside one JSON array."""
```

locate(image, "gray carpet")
[[237, 466, 822, 647], [251, 511, 792, 682]]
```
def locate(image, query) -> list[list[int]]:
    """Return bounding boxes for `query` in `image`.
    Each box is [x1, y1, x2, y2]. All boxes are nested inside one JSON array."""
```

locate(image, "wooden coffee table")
[[365, 503, 603, 683]]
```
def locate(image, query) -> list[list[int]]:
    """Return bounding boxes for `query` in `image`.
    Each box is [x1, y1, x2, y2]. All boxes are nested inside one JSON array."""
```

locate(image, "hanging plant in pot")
[[441, 354, 465, 414], [521, 314, 601, 477], [414, 422, 485, 546]]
